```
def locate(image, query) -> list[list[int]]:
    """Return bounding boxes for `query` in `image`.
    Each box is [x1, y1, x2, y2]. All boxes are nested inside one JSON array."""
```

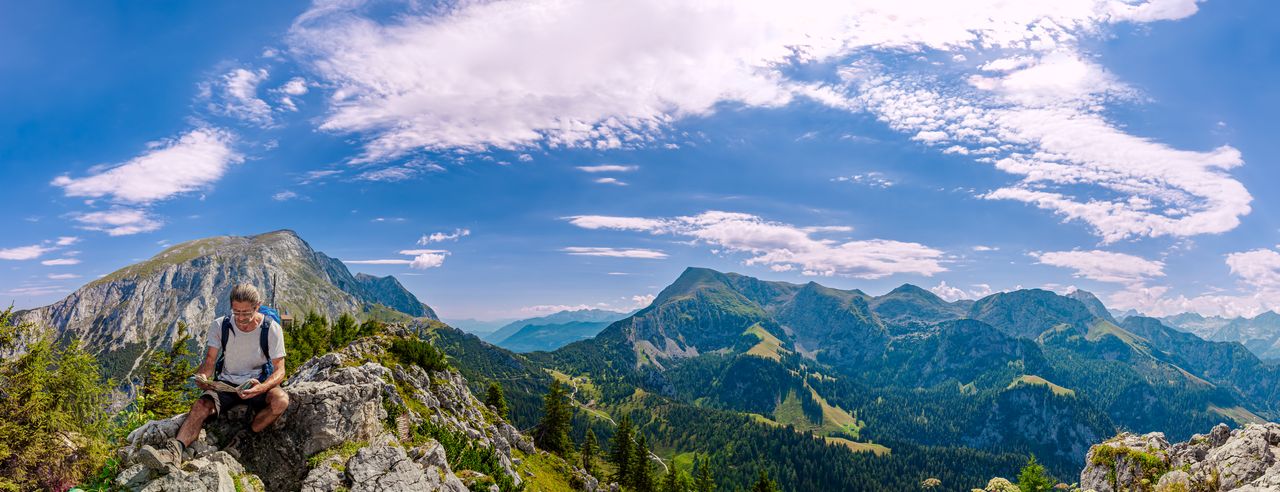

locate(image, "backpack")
[[213, 306, 280, 382]]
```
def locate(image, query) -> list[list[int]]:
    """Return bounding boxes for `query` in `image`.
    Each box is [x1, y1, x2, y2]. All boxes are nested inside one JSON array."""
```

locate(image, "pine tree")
[[140, 322, 198, 416], [581, 428, 599, 476], [692, 454, 715, 492], [610, 415, 634, 486], [1016, 455, 1055, 492], [751, 469, 778, 492], [631, 434, 656, 492], [485, 381, 509, 419], [661, 463, 690, 492], [534, 379, 573, 455]]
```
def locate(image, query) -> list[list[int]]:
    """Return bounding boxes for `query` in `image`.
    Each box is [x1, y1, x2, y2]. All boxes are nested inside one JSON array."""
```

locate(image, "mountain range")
[[12, 230, 1280, 490], [1160, 311, 1280, 362]]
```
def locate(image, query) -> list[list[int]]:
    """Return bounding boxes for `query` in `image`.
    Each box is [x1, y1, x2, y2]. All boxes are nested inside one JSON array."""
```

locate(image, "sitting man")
[[142, 283, 289, 465]]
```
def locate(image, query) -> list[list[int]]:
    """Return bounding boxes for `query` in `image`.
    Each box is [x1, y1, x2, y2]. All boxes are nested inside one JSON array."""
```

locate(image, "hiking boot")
[[137, 439, 185, 469]]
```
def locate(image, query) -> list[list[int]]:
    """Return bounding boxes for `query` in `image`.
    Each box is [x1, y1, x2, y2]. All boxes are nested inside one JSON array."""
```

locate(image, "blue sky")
[[3, 0, 1279, 320]]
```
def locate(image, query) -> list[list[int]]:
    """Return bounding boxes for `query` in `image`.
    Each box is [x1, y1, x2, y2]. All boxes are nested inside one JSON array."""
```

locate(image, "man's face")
[[231, 300, 259, 325]]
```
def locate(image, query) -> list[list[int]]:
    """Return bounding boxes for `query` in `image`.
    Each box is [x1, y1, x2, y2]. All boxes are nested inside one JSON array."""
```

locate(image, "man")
[[139, 283, 289, 466]]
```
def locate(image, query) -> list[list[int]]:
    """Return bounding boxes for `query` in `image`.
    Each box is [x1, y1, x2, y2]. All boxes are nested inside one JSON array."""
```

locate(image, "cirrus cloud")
[[52, 128, 243, 204]]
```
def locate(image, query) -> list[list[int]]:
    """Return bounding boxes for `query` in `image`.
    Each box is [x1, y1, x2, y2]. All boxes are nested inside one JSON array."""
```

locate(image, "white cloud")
[[562, 247, 668, 259], [398, 249, 449, 255], [273, 191, 299, 201], [832, 172, 893, 188], [278, 77, 309, 96], [55, 236, 80, 246], [47, 273, 81, 280], [213, 68, 274, 125], [292, 0, 1200, 162], [632, 294, 656, 308], [3, 285, 70, 297], [972, 245, 998, 252], [594, 177, 627, 186], [519, 304, 598, 316], [1031, 250, 1165, 285], [52, 128, 243, 204], [418, 229, 471, 245], [41, 258, 81, 266], [355, 160, 445, 182], [409, 252, 447, 269], [1225, 248, 1280, 290], [343, 259, 412, 265], [567, 210, 944, 278], [73, 209, 163, 236], [929, 281, 998, 302], [578, 165, 638, 173], [0, 244, 55, 261], [300, 169, 342, 184]]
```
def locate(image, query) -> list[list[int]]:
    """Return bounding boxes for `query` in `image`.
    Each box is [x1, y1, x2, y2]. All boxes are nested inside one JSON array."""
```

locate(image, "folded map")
[[191, 374, 256, 393]]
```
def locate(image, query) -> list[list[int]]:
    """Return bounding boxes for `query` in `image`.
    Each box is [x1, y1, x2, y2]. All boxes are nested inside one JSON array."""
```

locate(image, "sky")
[[2, 0, 1279, 320]]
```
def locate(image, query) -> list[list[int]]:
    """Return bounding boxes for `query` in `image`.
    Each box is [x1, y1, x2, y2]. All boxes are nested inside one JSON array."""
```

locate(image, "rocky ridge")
[[111, 328, 590, 491], [1080, 422, 1280, 491], [12, 230, 436, 375]]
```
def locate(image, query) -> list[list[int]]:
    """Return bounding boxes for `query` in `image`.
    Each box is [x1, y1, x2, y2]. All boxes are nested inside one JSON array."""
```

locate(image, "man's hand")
[[237, 379, 264, 399], [193, 373, 216, 391]]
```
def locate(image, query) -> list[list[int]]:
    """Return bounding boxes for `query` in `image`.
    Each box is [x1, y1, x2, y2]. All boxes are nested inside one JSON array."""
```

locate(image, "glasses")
[[232, 309, 258, 319]]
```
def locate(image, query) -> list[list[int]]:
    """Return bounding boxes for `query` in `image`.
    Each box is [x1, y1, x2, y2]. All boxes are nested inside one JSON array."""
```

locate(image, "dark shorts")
[[201, 387, 269, 415]]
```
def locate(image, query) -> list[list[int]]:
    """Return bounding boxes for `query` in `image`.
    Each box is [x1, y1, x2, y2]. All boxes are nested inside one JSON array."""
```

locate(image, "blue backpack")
[[213, 306, 281, 382]]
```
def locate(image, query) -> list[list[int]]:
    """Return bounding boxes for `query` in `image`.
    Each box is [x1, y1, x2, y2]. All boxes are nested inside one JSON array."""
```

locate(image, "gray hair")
[[229, 283, 262, 305]]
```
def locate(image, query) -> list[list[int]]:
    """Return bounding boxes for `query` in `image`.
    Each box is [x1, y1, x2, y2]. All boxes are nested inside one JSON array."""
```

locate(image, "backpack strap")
[[258, 319, 274, 381], [214, 316, 232, 379]]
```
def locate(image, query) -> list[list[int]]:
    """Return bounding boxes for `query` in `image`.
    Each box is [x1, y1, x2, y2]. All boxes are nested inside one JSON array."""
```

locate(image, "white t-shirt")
[[207, 315, 286, 385]]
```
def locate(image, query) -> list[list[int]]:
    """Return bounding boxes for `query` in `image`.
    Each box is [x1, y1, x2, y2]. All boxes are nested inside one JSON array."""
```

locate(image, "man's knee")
[[267, 388, 289, 413], [191, 397, 216, 418]]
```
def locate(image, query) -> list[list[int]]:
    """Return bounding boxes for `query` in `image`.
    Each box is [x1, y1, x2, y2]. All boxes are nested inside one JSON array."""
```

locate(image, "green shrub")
[[388, 337, 449, 372], [413, 419, 516, 492]]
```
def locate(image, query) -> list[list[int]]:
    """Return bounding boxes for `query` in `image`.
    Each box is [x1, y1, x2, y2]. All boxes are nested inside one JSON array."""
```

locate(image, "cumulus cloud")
[[929, 280, 996, 302], [52, 128, 243, 204], [1031, 250, 1165, 285], [594, 177, 627, 186], [562, 247, 668, 259], [1095, 247, 1280, 318], [273, 191, 299, 201], [346, 247, 451, 269], [632, 294, 656, 308], [418, 229, 471, 245], [72, 209, 163, 236], [55, 236, 80, 246], [567, 210, 944, 278]]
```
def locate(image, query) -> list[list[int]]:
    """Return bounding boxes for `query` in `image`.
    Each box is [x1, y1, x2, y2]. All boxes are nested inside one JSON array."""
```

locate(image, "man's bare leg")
[[250, 387, 290, 433], [176, 397, 216, 446]]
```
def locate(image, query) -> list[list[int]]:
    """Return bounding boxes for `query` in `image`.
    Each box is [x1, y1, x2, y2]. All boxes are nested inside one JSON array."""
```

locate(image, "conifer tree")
[[581, 428, 599, 476], [661, 463, 689, 492], [140, 322, 198, 416], [610, 415, 634, 486], [750, 469, 778, 492], [631, 434, 656, 492], [534, 379, 573, 455], [1016, 455, 1054, 492], [692, 454, 715, 492], [485, 381, 508, 419]]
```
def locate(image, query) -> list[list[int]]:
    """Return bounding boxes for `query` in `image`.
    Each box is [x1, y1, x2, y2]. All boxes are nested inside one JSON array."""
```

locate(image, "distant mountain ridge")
[[15, 230, 436, 379], [1162, 311, 1280, 360], [483, 308, 628, 346]]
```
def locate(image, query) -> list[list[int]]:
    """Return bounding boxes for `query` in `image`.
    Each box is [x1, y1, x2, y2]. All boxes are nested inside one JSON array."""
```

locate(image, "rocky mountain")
[[112, 327, 590, 491], [1163, 311, 1280, 361], [483, 309, 628, 346], [14, 230, 436, 380]]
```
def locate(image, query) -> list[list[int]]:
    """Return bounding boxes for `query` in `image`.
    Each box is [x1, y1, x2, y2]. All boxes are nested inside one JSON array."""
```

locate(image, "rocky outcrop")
[[112, 330, 545, 491], [1081, 423, 1280, 491]]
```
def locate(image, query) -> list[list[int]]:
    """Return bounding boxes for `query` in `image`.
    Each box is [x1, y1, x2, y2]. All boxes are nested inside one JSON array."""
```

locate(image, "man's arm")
[[240, 357, 286, 398], [194, 346, 218, 390]]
